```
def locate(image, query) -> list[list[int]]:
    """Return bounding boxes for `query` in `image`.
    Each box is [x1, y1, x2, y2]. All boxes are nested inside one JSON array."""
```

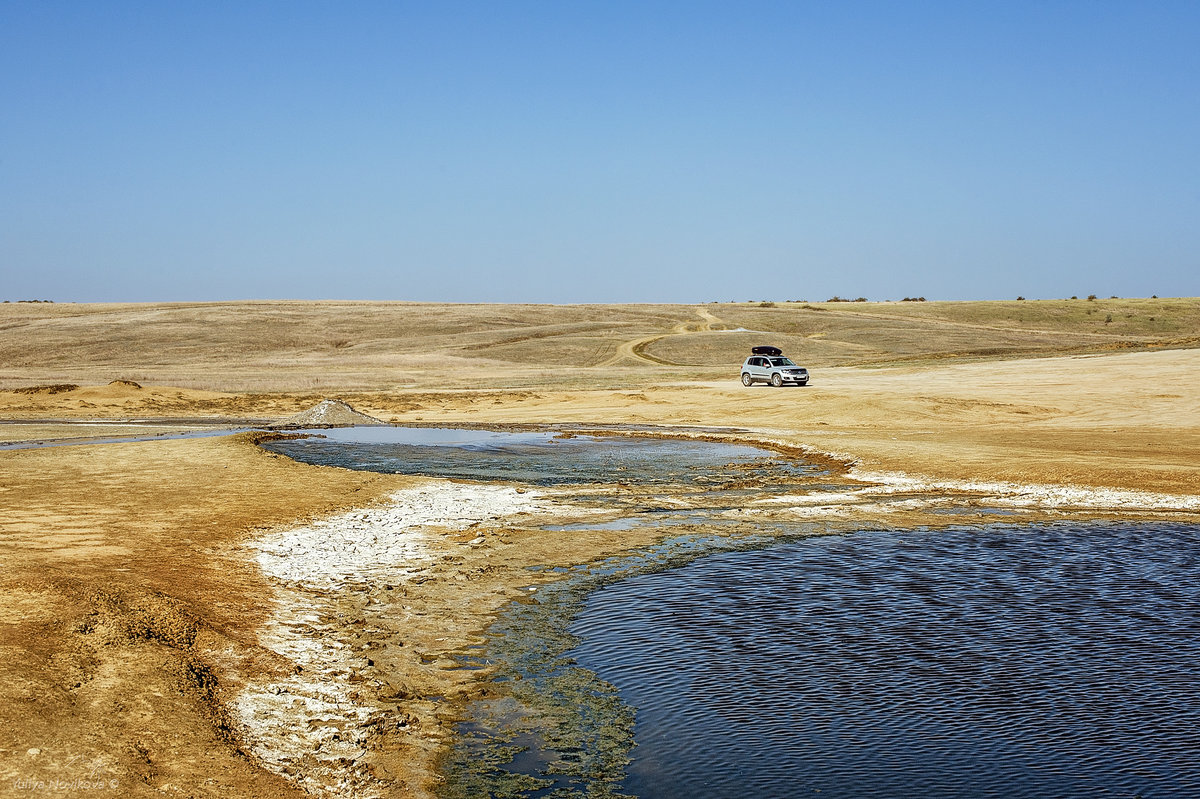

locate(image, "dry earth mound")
[[274, 398, 384, 427]]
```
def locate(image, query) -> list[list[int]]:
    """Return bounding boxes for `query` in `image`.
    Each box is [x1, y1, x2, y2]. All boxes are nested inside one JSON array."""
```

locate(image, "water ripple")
[[569, 524, 1200, 798]]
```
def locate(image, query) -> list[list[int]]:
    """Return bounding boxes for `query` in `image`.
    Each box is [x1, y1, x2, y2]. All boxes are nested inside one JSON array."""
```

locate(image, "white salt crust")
[[234, 482, 566, 798]]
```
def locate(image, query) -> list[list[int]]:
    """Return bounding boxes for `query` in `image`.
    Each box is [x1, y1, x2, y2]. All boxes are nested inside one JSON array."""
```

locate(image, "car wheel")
[[771, 373, 783, 387], [741, 373, 753, 386]]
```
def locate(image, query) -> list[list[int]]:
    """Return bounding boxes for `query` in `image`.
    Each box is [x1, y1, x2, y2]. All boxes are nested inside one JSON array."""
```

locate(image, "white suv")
[[741, 350, 809, 386]]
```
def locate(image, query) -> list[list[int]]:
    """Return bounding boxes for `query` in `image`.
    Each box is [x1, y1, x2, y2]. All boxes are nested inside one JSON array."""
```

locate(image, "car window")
[[770, 357, 795, 366]]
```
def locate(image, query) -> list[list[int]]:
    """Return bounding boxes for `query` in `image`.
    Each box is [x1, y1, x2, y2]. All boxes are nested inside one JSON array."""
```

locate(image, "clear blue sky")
[[3, 1, 1198, 303]]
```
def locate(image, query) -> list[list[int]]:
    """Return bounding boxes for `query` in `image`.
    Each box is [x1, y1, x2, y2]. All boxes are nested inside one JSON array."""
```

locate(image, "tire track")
[[598, 307, 726, 366]]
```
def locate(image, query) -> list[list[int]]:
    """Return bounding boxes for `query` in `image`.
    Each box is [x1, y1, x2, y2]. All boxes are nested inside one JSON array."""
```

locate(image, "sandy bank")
[[0, 435, 410, 797]]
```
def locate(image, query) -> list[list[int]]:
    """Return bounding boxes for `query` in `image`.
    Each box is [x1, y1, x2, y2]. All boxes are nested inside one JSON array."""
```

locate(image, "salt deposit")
[[852, 469, 1200, 512], [750, 468, 1200, 518], [235, 482, 571, 798], [251, 483, 554, 589]]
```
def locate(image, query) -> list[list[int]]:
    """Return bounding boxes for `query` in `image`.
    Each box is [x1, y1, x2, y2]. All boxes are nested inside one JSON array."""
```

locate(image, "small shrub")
[[1105, 314, 1113, 323], [854, 297, 868, 302], [1016, 296, 1025, 301], [827, 296, 847, 302], [759, 301, 776, 307], [1087, 294, 1097, 301]]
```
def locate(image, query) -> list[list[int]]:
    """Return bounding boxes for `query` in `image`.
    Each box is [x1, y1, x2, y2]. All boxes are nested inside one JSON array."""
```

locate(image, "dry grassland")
[[3, 298, 1198, 391]]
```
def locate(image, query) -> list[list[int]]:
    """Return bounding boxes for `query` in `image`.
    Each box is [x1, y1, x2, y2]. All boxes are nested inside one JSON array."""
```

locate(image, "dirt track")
[[2, 300, 1199, 797]]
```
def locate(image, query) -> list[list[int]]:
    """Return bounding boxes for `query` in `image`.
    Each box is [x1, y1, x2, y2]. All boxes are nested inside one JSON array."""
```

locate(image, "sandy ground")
[[3, 305, 1199, 797]]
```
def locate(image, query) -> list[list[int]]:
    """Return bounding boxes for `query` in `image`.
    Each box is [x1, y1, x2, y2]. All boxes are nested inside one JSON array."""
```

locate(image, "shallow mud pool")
[[260, 426, 819, 488], [256, 427, 1200, 798]]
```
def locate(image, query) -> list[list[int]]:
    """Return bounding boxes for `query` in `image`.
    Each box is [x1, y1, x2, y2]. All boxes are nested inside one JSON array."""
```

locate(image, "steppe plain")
[[2, 298, 1199, 797]]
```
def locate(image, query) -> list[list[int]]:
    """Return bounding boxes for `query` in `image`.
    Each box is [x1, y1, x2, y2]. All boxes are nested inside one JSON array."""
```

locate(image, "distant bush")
[[758, 301, 776, 307], [1017, 296, 1025, 301], [827, 296, 848, 302], [901, 297, 926, 302], [854, 297, 868, 302], [1087, 294, 1097, 301], [1071, 295, 1078, 300]]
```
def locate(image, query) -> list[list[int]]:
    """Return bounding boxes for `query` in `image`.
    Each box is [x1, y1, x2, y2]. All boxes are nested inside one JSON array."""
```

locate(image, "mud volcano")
[[274, 399, 385, 427]]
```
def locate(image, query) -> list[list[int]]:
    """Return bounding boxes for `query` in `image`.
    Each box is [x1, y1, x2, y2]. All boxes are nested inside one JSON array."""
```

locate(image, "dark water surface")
[[568, 524, 1200, 798], [262, 426, 812, 486]]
